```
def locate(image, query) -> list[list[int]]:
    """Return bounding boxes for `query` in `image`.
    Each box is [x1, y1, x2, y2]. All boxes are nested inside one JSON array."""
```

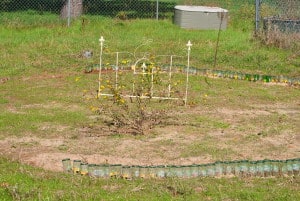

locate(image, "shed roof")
[[175, 5, 228, 13]]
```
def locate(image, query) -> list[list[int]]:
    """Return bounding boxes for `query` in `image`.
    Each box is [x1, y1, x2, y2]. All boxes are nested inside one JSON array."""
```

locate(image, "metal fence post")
[[255, 0, 261, 32], [156, 0, 159, 20], [67, 0, 71, 27]]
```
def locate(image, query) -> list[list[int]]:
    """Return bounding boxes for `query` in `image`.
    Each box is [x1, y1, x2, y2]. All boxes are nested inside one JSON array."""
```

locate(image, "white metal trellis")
[[97, 37, 192, 106], [185, 40, 192, 106], [97, 36, 105, 98]]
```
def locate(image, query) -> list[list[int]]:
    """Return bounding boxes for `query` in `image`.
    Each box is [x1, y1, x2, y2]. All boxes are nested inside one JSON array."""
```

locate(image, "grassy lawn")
[[0, 1, 300, 200], [1, 157, 299, 200]]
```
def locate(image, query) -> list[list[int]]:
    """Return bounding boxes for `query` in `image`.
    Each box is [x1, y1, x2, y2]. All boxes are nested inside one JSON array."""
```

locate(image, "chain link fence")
[[0, 1, 254, 20], [0, 0, 178, 20], [256, 0, 300, 32], [1, 0, 299, 31], [255, 0, 300, 48]]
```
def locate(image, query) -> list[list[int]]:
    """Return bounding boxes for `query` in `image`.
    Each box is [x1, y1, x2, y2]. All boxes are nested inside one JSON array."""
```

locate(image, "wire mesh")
[[260, 0, 300, 20], [0, 0, 177, 20], [257, 0, 300, 33], [0, 1, 257, 21], [2, 0, 299, 32]]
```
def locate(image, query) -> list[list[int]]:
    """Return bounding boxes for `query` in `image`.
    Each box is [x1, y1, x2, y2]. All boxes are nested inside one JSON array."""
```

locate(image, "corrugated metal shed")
[[174, 6, 228, 30]]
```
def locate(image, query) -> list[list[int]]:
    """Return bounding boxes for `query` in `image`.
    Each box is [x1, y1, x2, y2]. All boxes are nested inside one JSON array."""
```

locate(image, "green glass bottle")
[[286, 159, 294, 176], [156, 165, 166, 178], [62, 158, 71, 173], [190, 164, 200, 178], [131, 165, 140, 178], [224, 161, 233, 177], [88, 164, 96, 177], [256, 160, 264, 177], [110, 164, 122, 178], [248, 161, 257, 177], [121, 165, 132, 180], [291, 159, 300, 176], [207, 163, 216, 177], [240, 160, 249, 177], [139, 165, 148, 178], [72, 160, 81, 174], [263, 159, 272, 177], [199, 164, 208, 177], [80, 163, 89, 176], [215, 161, 223, 177]]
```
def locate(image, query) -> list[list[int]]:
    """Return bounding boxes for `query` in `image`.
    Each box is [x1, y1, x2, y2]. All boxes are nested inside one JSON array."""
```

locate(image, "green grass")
[[0, 11, 63, 28], [0, 157, 299, 200], [0, 12, 299, 77]]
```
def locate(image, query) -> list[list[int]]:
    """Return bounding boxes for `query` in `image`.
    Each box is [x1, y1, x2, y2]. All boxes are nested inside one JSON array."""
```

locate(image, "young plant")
[[93, 62, 180, 135]]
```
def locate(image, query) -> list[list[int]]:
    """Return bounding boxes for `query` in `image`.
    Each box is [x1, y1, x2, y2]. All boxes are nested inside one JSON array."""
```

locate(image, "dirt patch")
[[0, 134, 212, 172], [0, 102, 299, 172]]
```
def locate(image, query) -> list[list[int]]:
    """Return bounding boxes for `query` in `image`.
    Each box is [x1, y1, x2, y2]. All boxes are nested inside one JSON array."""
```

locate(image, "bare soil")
[[0, 102, 299, 172]]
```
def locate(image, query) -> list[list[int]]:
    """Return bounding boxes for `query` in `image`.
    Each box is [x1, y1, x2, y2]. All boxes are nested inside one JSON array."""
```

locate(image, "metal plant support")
[[97, 37, 192, 105], [98, 36, 105, 98], [185, 40, 192, 106]]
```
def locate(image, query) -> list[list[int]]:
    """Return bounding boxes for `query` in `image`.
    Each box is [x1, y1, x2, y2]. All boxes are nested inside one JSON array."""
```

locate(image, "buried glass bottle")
[[110, 164, 122, 178], [121, 165, 132, 179], [139, 165, 148, 178], [198, 164, 208, 177], [214, 161, 223, 177], [232, 161, 241, 176], [293, 158, 300, 176], [88, 164, 96, 177], [62, 158, 72, 173], [80, 163, 89, 176], [270, 160, 280, 177], [206, 163, 216, 177], [239, 160, 249, 177], [93, 164, 109, 178], [93, 165, 102, 177], [173, 166, 184, 178], [103, 164, 110, 178], [291, 158, 300, 176], [190, 164, 200, 178], [156, 165, 166, 178], [286, 159, 294, 176], [262, 159, 272, 177], [223, 161, 234, 176], [73, 160, 81, 174], [248, 161, 257, 177], [166, 165, 176, 178], [131, 165, 140, 178], [182, 165, 192, 178], [256, 160, 265, 177], [281, 160, 288, 176], [148, 166, 157, 178]]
